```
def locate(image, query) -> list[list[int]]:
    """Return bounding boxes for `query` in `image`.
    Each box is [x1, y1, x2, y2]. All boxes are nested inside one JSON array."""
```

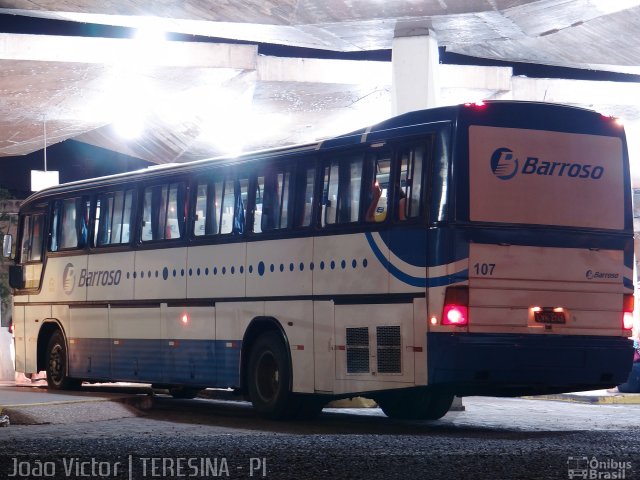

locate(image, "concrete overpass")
[[0, 1, 640, 183]]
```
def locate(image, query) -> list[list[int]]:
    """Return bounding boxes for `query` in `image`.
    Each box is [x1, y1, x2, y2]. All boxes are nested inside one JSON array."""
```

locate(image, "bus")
[[3, 101, 635, 420]]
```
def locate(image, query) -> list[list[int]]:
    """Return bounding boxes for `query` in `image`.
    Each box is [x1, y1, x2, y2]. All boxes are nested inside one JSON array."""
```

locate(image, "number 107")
[[473, 263, 495, 276]]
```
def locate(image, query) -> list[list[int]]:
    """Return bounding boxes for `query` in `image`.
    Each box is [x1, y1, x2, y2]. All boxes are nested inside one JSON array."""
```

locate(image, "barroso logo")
[[490, 147, 519, 180], [63, 263, 76, 295], [489, 147, 605, 181]]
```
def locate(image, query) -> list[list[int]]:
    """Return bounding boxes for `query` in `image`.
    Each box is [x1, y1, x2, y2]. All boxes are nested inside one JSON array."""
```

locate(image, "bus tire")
[[45, 331, 81, 390], [247, 331, 295, 419], [378, 389, 453, 420]]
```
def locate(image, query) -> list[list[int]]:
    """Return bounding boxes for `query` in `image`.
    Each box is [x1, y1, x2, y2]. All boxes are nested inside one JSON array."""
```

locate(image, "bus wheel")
[[45, 331, 81, 390], [378, 389, 453, 420], [169, 387, 201, 399], [247, 331, 294, 419]]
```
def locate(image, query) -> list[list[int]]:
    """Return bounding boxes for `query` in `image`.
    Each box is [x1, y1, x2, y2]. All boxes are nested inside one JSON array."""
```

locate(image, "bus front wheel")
[[247, 331, 294, 419], [377, 389, 453, 420], [45, 331, 81, 390]]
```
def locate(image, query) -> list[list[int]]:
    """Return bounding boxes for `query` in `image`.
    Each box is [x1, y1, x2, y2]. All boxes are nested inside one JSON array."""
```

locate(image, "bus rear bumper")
[[427, 332, 634, 397]]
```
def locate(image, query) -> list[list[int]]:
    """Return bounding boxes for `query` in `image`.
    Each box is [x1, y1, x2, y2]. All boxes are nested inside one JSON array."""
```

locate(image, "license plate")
[[534, 310, 566, 324]]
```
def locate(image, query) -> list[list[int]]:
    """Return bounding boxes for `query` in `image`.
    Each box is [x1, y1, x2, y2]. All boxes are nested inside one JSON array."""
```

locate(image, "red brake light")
[[8, 322, 13, 334], [443, 305, 468, 325], [623, 293, 634, 330], [442, 286, 469, 326], [464, 100, 486, 108]]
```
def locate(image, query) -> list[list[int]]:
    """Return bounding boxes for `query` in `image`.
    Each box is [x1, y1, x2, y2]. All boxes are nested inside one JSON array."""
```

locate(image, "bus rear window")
[[468, 126, 625, 230]]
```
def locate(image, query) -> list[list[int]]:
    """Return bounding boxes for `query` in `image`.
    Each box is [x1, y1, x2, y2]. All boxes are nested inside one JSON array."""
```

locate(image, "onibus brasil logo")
[[490, 147, 605, 181]]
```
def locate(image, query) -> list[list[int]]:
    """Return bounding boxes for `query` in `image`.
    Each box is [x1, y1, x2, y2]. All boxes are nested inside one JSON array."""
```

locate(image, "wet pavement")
[[1, 381, 639, 479]]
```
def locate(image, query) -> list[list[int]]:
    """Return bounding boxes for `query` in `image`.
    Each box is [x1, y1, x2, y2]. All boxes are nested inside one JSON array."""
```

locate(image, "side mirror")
[[8, 265, 24, 290], [2, 234, 12, 258]]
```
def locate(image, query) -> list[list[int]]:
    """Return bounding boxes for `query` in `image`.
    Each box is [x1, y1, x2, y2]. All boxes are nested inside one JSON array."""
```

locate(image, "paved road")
[[1, 385, 639, 479]]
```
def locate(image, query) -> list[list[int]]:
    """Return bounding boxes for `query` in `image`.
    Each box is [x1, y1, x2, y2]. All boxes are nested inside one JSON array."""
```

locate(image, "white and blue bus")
[[4, 101, 635, 420]]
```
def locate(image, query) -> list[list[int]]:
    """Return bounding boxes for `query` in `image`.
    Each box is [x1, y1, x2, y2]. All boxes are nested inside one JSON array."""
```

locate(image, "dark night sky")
[[0, 141, 151, 199]]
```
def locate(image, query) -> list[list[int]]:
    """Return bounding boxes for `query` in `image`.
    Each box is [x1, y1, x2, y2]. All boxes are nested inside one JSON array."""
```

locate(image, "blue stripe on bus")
[[68, 338, 241, 387], [365, 231, 467, 288]]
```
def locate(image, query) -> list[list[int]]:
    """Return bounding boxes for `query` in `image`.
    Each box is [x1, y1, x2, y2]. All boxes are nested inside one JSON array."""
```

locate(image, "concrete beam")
[[512, 76, 640, 108], [0, 33, 257, 69], [257, 56, 390, 84], [441, 64, 513, 93]]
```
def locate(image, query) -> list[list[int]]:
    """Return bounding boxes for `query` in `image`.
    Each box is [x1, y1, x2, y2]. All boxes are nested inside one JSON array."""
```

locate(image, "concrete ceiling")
[[1, 0, 640, 166]]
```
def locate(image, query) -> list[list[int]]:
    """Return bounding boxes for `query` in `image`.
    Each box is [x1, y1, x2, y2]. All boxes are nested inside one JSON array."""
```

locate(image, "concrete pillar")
[[0, 327, 13, 381], [391, 29, 440, 116]]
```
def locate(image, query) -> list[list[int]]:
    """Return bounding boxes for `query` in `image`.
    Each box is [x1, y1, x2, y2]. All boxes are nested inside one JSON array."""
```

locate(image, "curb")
[[524, 393, 640, 405], [0, 395, 154, 425]]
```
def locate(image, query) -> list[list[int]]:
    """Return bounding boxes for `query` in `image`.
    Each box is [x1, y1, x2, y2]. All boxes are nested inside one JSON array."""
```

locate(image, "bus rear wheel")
[[247, 331, 296, 419], [377, 389, 453, 420], [45, 331, 81, 390]]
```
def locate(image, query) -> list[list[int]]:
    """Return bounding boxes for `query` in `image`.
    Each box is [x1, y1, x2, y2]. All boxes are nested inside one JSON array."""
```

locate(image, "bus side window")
[[61, 199, 78, 249], [293, 165, 315, 228], [398, 144, 427, 220], [95, 190, 135, 246], [253, 176, 264, 234], [50, 197, 88, 251], [233, 178, 249, 234], [20, 214, 44, 263], [218, 178, 234, 235], [142, 182, 186, 242], [322, 153, 363, 226], [194, 181, 214, 236], [254, 166, 292, 233], [364, 152, 392, 223], [207, 175, 247, 235]]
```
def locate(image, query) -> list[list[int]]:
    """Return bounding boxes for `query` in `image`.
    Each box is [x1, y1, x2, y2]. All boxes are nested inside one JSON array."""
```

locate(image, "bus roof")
[[19, 101, 617, 208]]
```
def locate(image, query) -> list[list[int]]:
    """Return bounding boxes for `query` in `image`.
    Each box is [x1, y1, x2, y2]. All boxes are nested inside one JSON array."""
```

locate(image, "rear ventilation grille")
[[345, 326, 402, 375], [376, 326, 401, 373], [346, 327, 370, 373]]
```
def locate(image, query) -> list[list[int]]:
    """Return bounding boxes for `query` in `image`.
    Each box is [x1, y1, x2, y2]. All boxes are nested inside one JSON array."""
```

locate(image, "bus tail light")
[[442, 286, 469, 326], [464, 100, 486, 108], [623, 293, 634, 330]]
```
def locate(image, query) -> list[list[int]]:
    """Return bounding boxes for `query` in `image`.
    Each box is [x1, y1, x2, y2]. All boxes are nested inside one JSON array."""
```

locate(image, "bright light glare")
[[134, 26, 167, 44], [114, 112, 144, 139], [200, 111, 289, 158], [103, 72, 159, 139]]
